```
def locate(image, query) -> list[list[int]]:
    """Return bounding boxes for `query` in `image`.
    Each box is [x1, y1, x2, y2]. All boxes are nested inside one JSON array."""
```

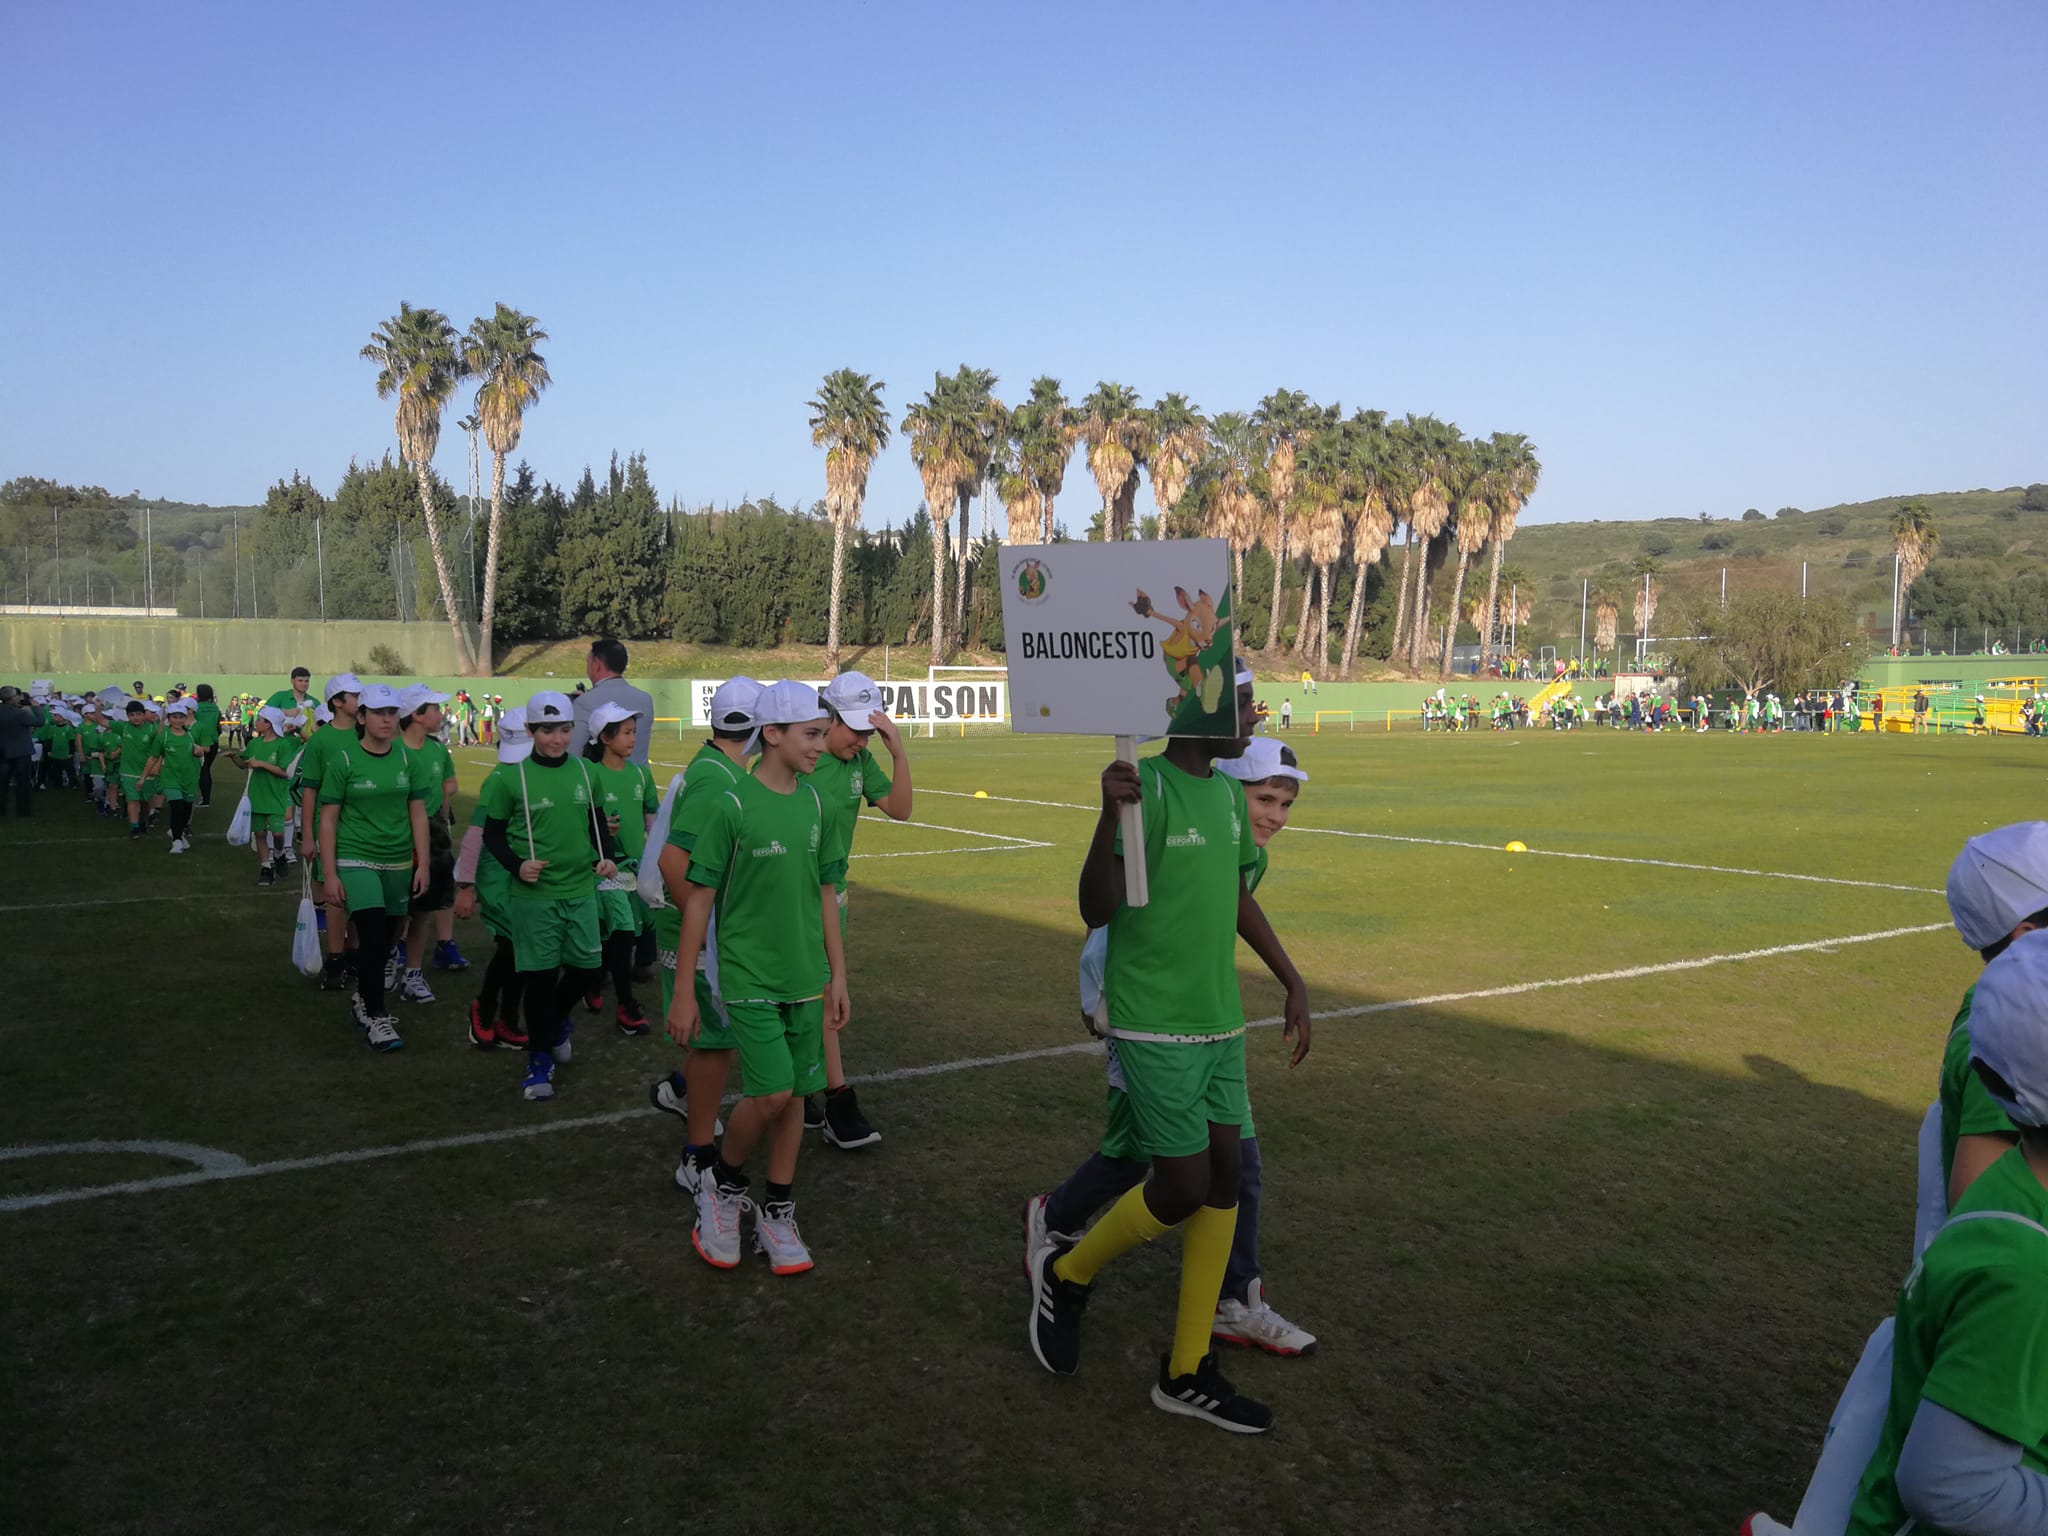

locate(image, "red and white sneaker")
[[616, 1003, 650, 1038], [1212, 1279, 1317, 1356], [466, 1001, 496, 1050], [1738, 1516, 1793, 1536], [493, 1016, 529, 1051]]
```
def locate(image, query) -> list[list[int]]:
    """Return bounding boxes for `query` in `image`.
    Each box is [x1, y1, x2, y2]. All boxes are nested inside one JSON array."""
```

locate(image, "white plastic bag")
[[226, 790, 253, 847], [636, 773, 685, 908], [1784, 1315, 1893, 1535], [291, 865, 323, 977], [1912, 1100, 1946, 1259]]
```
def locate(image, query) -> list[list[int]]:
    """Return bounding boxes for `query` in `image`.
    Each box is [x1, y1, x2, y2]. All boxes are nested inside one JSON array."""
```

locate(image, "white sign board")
[[691, 678, 1008, 728], [999, 539, 1238, 738]]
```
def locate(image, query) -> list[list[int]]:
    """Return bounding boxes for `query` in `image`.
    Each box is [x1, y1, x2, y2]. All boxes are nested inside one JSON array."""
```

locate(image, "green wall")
[[0, 617, 469, 677]]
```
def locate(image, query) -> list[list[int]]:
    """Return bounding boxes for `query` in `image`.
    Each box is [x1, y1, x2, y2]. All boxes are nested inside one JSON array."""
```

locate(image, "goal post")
[[920, 665, 1011, 738], [1312, 710, 1355, 734]]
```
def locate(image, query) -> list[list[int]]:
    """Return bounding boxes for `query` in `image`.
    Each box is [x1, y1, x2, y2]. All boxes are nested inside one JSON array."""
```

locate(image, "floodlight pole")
[[1891, 553, 1902, 648], [1579, 578, 1588, 661], [1801, 560, 1808, 601], [1721, 567, 1726, 608], [144, 505, 154, 615], [316, 516, 326, 621]]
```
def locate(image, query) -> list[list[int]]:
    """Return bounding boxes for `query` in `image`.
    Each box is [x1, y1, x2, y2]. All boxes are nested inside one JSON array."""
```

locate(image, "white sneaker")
[[364, 1016, 404, 1053], [552, 1021, 574, 1065], [383, 955, 402, 993], [399, 969, 436, 1004], [692, 1181, 750, 1270], [753, 1200, 814, 1275], [1212, 1279, 1316, 1356], [674, 1155, 704, 1194], [350, 991, 373, 1030], [1021, 1194, 1080, 1280], [168, 838, 188, 854]]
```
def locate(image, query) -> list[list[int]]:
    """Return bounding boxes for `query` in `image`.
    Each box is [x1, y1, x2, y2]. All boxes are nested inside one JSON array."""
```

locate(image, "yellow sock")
[[1054, 1184, 1170, 1286], [1168, 1203, 1239, 1377]]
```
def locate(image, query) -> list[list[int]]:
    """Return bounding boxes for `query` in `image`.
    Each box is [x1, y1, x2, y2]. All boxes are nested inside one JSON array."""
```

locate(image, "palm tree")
[[1014, 377, 1075, 542], [1632, 573, 1658, 647], [1890, 499, 1940, 645], [1440, 489, 1491, 680], [944, 366, 1002, 642], [902, 374, 974, 661], [1291, 426, 1354, 678], [1340, 410, 1395, 678], [1078, 382, 1150, 540], [1252, 390, 1315, 651], [1594, 586, 1621, 655], [1401, 414, 1463, 670], [808, 369, 890, 674], [1147, 393, 1207, 536], [1477, 432, 1541, 675], [461, 304, 550, 670], [1197, 412, 1266, 632], [363, 302, 476, 673]]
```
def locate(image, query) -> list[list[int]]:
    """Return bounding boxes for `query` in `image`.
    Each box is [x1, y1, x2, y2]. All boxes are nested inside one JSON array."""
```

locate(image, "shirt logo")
[[751, 840, 788, 858], [533, 797, 556, 812], [1166, 826, 1207, 847], [850, 771, 864, 799]]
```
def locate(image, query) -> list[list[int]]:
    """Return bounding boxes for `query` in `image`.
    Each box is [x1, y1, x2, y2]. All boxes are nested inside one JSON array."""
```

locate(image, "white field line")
[[0, 919, 1949, 1215], [0, 891, 282, 914], [919, 788, 1943, 896]]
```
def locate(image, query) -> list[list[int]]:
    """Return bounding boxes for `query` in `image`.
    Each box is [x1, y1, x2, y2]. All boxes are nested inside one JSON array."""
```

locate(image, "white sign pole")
[[1114, 733, 1149, 908]]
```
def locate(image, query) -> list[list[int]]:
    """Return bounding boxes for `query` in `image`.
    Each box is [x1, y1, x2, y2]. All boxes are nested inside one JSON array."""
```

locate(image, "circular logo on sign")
[[1014, 559, 1049, 604]]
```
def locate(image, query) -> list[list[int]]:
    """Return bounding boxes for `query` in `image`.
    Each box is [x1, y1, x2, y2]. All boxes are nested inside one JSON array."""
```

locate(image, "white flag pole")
[[1114, 733, 1148, 908]]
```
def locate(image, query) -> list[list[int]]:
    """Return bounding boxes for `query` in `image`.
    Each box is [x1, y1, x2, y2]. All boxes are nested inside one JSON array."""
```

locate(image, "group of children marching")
[[18, 680, 226, 849]]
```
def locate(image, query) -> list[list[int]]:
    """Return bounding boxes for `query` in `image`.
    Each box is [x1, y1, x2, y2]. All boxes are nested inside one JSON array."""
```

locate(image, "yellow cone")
[[1505, 840, 1527, 853], [974, 790, 989, 799]]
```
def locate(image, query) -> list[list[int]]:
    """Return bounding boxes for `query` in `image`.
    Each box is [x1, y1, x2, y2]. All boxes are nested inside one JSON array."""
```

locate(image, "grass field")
[[5, 723, 2039, 1534]]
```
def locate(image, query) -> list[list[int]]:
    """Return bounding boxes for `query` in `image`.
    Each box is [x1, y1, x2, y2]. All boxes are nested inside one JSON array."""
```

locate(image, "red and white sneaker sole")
[[1211, 1329, 1314, 1358], [691, 1226, 740, 1270]]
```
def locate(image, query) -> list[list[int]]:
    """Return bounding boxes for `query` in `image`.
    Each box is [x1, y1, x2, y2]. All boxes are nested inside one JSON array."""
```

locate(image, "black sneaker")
[[258, 864, 276, 887], [1027, 1242, 1090, 1376], [802, 1094, 826, 1133], [319, 961, 349, 992], [822, 1087, 881, 1150], [1149, 1352, 1274, 1435]]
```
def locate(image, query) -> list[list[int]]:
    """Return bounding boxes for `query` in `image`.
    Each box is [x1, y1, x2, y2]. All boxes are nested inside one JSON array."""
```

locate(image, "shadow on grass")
[[1, 876, 1923, 1536]]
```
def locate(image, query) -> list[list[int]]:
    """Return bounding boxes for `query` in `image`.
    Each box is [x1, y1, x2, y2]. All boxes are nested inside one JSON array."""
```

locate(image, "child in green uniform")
[[191, 683, 222, 807], [477, 691, 619, 1101], [298, 675, 364, 990], [582, 700, 659, 1034], [1939, 824, 2048, 1211], [1028, 662, 1311, 1434], [670, 680, 850, 1275], [393, 684, 461, 1004], [803, 670, 915, 1150], [453, 709, 531, 1052], [110, 698, 163, 839], [317, 683, 428, 1053], [231, 707, 296, 884], [157, 700, 205, 853], [1845, 930, 2048, 1535], [651, 677, 760, 1188]]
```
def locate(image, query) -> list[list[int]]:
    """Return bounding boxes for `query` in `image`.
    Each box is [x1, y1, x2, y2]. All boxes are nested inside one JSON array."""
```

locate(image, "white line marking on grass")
[[862, 816, 1049, 847], [920, 788, 1942, 896], [0, 891, 280, 914], [853, 844, 1045, 861], [0, 1139, 247, 1172], [0, 921, 1950, 1216]]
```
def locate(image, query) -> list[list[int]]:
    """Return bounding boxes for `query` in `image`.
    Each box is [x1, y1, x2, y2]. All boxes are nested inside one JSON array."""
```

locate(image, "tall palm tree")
[[1340, 410, 1394, 678], [1594, 586, 1621, 655], [1198, 412, 1266, 631], [1147, 393, 1207, 536], [1401, 414, 1463, 670], [461, 303, 550, 670], [363, 302, 476, 673], [1890, 499, 1940, 645], [1291, 425, 1353, 678], [944, 366, 1002, 641], [808, 369, 890, 674], [1252, 390, 1315, 650], [1476, 432, 1541, 675], [902, 373, 974, 661], [1439, 440, 1494, 680], [1384, 419, 1419, 655], [1078, 382, 1150, 540], [1632, 574, 1658, 647], [1014, 377, 1075, 542]]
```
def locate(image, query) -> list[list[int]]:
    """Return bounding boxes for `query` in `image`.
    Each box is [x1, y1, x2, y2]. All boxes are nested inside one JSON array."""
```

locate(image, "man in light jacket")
[[568, 638, 655, 766]]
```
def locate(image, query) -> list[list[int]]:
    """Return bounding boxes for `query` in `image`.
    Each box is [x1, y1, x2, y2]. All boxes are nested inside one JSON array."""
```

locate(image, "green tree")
[[361, 302, 476, 671], [556, 455, 666, 637], [1146, 393, 1207, 534], [1889, 499, 1940, 646], [1014, 377, 1076, 543], [1397, 414, 1463, 670], [462, 304, 551, 668], [807, 369, 891, 673], [1251, 389, 1316, 651], [1670, 591, 1867, 699], [1476, 432, 1541, 674], [902, 374, 976, 661], [1078, 382, 1151, 542]]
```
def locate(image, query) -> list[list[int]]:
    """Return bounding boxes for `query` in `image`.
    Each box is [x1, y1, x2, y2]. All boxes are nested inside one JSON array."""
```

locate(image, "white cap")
[[165, 697, 196, 716], [1966, 930, 2048, 1128], [313, 704, 334, 726], [359, 683, 403, 712], [141, 699, 163, 716], [587, 700, 637, 736], [708, 677, 762, 735], [1948, 823, 2048, 952], [397, 683, 448, 716], [820, 671, 885, 732], [1235, 658, 1255, 688], [754, 679, 829, 730], [1217, 735, 1308, 784], [497, 706, 532, 763], [323, 673, 363, 702], [257, 707, 287, 734], [526, 690, 574, 725]]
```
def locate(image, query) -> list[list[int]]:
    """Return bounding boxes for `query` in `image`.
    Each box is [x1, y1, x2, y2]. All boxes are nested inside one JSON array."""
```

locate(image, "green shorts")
[[503, 892, 601, 972], [250, 811, 283, 835], [653, 904, 736, 1051], [476, 857, 512, 941], [727, 998, 824, 1099], [338, 863, 412, 915], [596, 880, 648, 940], [119, 772, 147, 801], [161, 785, 195, 804], [1105, 1034, 1251, 1159]]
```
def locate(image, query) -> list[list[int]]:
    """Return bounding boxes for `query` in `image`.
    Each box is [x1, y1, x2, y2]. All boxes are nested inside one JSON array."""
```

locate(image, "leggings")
[[353, 907, 396, 1015], [198, 747, 218, 804], [603, 931, 641, 1013], [478, 939, 524, 1025], [521, 965, 600, 1055], [167, 800, 193, 842]]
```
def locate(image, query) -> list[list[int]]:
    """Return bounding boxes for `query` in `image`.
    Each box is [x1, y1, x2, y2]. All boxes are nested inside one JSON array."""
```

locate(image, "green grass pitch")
[[3, 725, 2032, 1533]]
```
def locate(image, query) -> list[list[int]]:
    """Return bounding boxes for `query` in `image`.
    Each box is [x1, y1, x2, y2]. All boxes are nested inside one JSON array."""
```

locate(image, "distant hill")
[[1502, 484, 2047, 638]]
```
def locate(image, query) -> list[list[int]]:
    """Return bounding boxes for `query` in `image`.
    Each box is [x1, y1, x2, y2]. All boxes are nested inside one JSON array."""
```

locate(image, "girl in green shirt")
[[584, 701, 659, 1035], [158, 702, 205, 853]]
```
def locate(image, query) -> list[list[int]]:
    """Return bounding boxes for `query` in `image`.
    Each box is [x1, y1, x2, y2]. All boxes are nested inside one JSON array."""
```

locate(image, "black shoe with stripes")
[[1150, 1352, 1274, 1434], [1027, 1242, 1090, 1375]]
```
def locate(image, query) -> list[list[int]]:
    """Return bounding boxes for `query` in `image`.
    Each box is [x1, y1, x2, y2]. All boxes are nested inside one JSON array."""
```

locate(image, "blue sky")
[[2, 0, 2041, 528]]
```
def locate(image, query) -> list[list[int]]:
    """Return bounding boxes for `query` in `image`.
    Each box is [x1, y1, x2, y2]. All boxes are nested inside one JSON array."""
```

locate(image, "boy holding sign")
[[1027, 661, 1311, 1433]]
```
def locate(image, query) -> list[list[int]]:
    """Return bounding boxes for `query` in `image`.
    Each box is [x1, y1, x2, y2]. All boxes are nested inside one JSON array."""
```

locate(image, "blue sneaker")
[[521, 1052, 556, 1101], [433, 939, 470, 972], [552, 1019, 574, 1065]]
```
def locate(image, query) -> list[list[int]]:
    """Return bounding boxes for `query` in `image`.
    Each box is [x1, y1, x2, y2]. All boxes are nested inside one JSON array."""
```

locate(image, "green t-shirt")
[[44, 722, 78, 759], [591, 758, 659, 869], [113, 721, 163, 776], [804, 746, 893, 894], [1848, 1149, 2048, 1534], [292, 723, 358, 807], [1104, 756, 1258, 1038], [684, 772, 844, 1004], [477, 753, 604, 900], [318, 739, 422, 867], [1940, 983, 2018, 1193], [157, 729, 203, 795], [405, 734, 456, 819], [666, 743, 748, 858], [1246, 842, 1270, 896], [191, 701, 221, 747], [243, 735, 296, 816]]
